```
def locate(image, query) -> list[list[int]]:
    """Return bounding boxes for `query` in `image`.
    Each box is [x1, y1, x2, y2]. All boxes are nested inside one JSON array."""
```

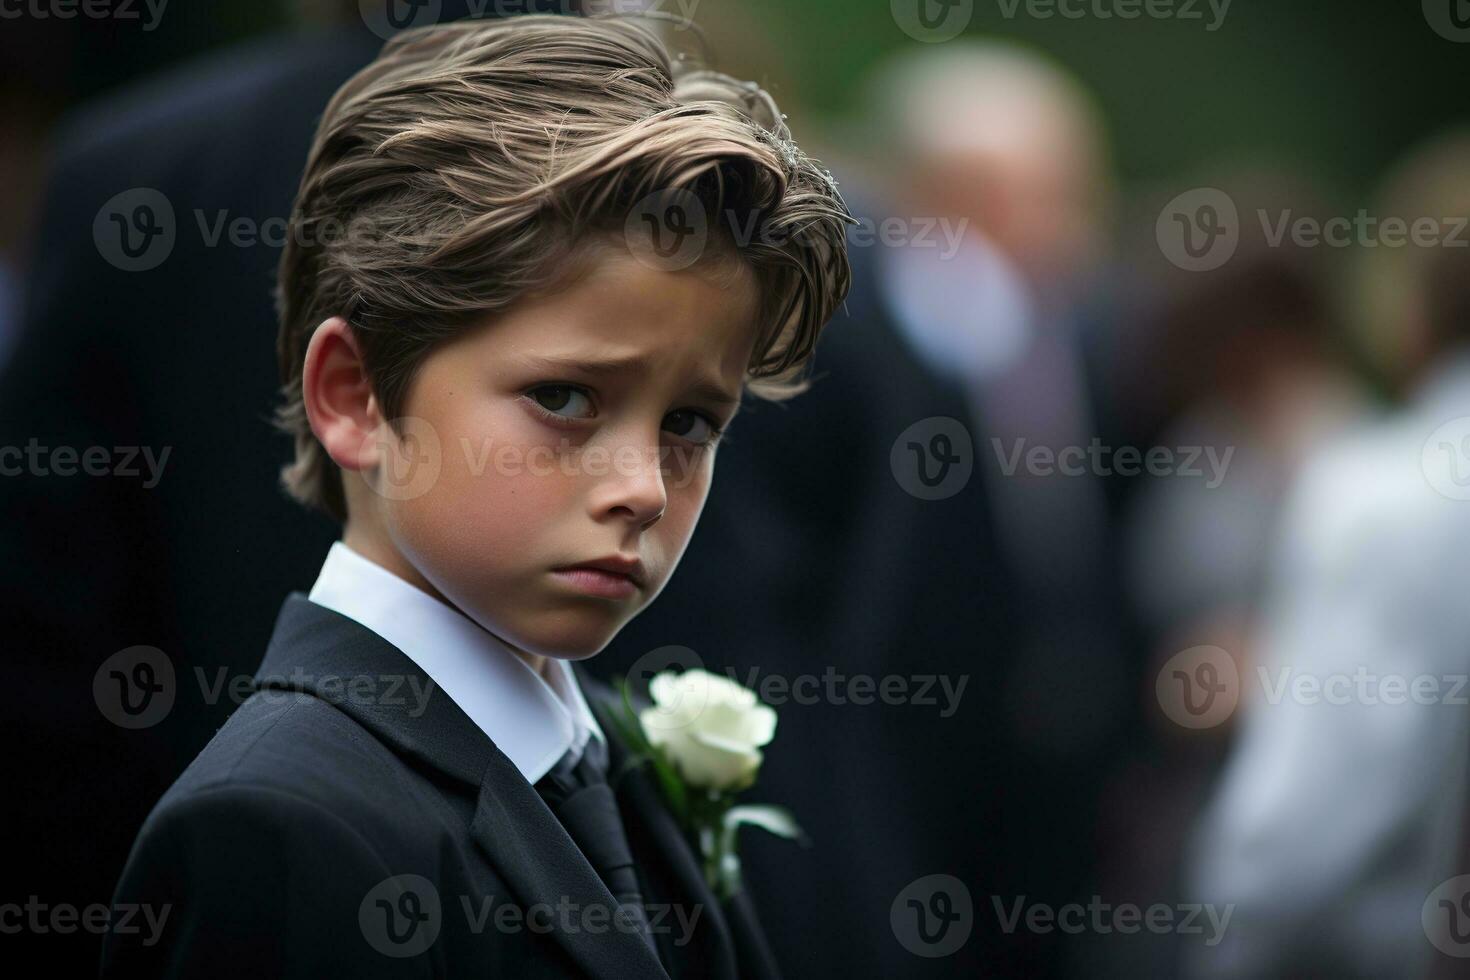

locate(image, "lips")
[[551, 565, 640, 600], [554, 555, 646, 588]]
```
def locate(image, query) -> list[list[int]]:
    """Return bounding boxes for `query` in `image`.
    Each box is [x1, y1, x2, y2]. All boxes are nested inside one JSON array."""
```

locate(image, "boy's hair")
[[274, 14, 853, 521]]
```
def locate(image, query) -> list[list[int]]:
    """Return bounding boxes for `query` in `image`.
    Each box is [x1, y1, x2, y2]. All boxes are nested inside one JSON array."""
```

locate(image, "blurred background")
[[5, 1, 1470, 977]]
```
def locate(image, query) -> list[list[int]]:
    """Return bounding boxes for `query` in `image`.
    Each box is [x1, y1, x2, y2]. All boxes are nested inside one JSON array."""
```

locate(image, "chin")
[[510, 611, 632, 661]]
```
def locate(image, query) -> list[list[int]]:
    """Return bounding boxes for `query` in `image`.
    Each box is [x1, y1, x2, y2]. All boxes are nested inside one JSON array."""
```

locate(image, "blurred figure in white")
[[1182, 130, 1470, 980]]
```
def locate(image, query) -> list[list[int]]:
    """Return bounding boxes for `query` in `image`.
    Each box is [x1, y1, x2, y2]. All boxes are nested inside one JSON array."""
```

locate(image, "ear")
[[301, 317, 384, 473]]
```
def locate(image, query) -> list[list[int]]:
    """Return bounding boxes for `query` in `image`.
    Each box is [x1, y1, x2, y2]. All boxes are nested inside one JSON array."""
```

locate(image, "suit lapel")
[[468, 749, 670, 979], [582, 674, 783, 980], [252, 594, 668, 979]]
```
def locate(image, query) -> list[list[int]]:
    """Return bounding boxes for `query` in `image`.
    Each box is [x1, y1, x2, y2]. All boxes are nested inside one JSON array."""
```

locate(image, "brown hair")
[[275, 14, 853, 520]]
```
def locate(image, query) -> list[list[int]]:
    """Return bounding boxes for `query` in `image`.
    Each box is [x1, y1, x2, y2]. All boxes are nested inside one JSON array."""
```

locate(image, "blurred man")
[[861, 41, 1121, 601], [1183, 130, 1470, 980], [826, 40, 1140, 974]]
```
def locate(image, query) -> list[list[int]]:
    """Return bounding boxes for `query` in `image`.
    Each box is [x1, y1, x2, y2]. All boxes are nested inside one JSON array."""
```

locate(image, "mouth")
[[550, 556, 646, 599]]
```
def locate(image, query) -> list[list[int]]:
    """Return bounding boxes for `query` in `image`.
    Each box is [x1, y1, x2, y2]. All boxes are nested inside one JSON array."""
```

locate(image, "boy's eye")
[[664, 409, 720, 446], [529, 384, 595, 419]]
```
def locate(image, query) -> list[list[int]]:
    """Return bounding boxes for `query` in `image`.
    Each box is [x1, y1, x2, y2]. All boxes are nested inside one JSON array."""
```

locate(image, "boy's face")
[[359, 246, 760, 659]]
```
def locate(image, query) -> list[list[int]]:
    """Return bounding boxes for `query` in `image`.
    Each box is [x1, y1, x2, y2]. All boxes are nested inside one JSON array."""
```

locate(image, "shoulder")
[[165, 687, 393, 810], [135, 687, 440, 878], [1278, 411, 1470, 599], [105, 694, 437, 976]]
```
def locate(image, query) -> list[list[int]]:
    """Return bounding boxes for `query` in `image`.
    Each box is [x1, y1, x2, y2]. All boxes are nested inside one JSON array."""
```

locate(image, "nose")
[[589, 438, 667, 530]]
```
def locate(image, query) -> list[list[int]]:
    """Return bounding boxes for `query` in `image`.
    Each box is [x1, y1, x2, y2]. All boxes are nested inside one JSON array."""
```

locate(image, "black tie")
[[535, 737, 659, 957]]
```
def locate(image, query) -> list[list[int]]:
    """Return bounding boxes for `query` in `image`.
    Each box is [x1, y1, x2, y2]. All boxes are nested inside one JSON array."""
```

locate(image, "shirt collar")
[[306, 541, 603, 784], [877, 228, 1037, 384]]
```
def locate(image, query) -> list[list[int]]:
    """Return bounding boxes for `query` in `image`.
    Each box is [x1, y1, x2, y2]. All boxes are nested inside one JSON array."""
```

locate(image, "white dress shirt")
[[307, 541, 604, 784]]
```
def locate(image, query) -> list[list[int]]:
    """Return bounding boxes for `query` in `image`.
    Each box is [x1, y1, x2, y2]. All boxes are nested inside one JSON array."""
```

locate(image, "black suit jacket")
[[100, 594, 779, 979]]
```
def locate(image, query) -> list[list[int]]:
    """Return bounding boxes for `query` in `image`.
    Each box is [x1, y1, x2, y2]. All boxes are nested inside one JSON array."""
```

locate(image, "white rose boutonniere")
[[614, 668, 805, 900]]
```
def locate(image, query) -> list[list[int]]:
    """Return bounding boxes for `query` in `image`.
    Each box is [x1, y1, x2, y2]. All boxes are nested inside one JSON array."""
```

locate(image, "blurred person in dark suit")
[[828, 42, 1141, 974], [0, 15, 62, 369], [860, 41, 1124, 580], [3, 3, 1026, 978], [1182, 130, 1470, 980]]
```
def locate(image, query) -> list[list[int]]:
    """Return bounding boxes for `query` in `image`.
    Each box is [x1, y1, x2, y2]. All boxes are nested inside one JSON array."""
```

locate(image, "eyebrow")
[[513, 352, 743, 415]]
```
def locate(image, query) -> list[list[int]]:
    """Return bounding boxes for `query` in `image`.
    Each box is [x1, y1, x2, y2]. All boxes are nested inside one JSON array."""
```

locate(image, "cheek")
[[386, 399, 580, 585], [648, 453, 715, 565]]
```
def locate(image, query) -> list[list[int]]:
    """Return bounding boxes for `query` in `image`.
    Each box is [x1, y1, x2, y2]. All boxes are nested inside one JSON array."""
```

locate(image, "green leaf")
[[613, 678, 649, 750], [722, 804, 808, 846], [647, 747, 689, 823], [614, 676, 688, 823]]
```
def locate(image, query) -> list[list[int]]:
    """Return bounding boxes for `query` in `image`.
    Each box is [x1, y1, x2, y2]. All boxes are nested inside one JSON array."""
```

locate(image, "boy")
[[100, 14, 850, 979]]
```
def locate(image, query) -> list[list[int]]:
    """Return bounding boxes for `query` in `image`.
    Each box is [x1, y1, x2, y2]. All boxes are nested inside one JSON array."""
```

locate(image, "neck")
[[341, 521, 549, 678]]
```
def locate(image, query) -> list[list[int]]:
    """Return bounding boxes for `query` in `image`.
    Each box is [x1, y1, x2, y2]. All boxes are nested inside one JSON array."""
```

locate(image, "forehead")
[[482, 244, 762, 396]]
